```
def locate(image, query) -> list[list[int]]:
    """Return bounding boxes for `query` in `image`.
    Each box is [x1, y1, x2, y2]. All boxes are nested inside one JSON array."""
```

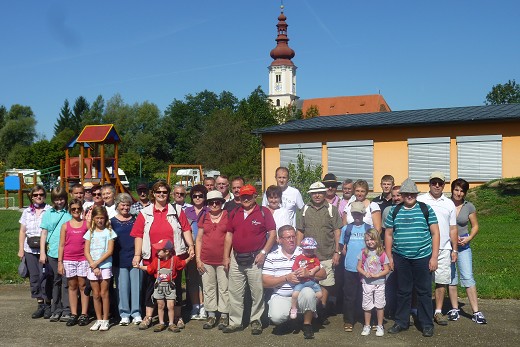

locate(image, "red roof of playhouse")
[[76, 124, 121, 144]]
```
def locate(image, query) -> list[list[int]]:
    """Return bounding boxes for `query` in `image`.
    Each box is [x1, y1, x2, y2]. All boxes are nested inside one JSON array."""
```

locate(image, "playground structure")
[[60, 124, 131, 196], [3, 170, 41, 208]]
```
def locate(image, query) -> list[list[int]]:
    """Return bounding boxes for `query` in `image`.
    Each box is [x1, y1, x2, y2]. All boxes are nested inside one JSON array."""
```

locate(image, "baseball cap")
[[300, 237, 318, 249], [239, 184, 257, 196], [152, 239, 174, 251], [430, 171, 446, 182], [350, 201, 366, 214], [136, 183, 148, 191], [83, 182, 93, 189]]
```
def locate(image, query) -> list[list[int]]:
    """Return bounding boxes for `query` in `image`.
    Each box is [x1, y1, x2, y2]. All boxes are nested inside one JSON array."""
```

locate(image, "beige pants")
[[228, 253, 264, 327], [201, 263, 229, 313]]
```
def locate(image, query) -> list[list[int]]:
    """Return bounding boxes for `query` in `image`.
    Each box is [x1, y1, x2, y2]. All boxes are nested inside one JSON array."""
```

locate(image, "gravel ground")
[[1, 283, 519, 346]]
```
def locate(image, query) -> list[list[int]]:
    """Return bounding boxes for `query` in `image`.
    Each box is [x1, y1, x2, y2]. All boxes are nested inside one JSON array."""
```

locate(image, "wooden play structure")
[[60, 124, 130, 195], [166, 164, 204, 189]]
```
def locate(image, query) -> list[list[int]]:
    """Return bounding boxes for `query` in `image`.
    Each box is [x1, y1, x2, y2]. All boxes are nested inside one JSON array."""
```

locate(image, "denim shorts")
[[293, 280, 321, 293], [450, 247, 476, 287]]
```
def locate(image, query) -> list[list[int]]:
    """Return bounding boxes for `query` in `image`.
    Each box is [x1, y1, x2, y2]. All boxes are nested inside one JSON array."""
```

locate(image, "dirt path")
[[0, 284, 519, 346]]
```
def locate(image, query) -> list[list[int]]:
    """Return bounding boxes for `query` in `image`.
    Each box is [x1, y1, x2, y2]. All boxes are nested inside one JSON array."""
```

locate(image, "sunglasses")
[[155, 190, 168, 195], [138, 190, 147, 194], [70, 207, 82, 212], [84, 190, 92, 193], [192, 194, 204, 199], [324, 184, 337, 188], [208, 200, 222, 206], [92, 192, 102, 197], [32, 193, 45, 197], [174, 192, 186, 197], [430, 180, 445, 187]]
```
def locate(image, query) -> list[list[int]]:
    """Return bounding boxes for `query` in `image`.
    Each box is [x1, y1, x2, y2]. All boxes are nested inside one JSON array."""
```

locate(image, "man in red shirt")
[[223, 185, 277, 335]]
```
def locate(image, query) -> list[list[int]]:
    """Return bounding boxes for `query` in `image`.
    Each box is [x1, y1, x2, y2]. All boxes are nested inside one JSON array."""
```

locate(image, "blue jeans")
[[393, 253, 433, 329], [293, 280, 321, 293], [114, 267, 142, 319], [450, 247, 476, 287]]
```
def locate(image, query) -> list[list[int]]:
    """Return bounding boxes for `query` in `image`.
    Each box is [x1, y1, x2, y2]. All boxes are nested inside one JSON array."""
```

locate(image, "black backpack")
[[391, 201, 430, 222]]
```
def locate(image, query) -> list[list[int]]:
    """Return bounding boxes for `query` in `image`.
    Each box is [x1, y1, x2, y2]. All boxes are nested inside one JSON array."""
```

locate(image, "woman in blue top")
[[447, 179, 487, 324], [111, 193, 141, 326]]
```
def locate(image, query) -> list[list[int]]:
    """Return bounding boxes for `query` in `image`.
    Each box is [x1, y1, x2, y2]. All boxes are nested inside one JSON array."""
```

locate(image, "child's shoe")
[[472, 311, 487, 324], [376, 325, 384, 337], [448, 308, 460, 321], [289, 308, 298, 319], [361, 325, 371, 336], [99, 320, 110, 331], [90, 320, 102, 331]]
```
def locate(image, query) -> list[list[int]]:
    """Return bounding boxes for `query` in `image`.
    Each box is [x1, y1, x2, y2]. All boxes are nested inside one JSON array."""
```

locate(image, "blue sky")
[[1, 0, 519, 139]]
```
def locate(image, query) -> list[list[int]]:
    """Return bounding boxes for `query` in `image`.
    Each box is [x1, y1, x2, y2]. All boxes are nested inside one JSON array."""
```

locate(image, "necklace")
[[210, 211, 223, 220]]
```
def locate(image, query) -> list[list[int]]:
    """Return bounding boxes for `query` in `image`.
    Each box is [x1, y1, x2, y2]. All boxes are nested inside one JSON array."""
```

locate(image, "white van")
[[106, 167, 130, 188]]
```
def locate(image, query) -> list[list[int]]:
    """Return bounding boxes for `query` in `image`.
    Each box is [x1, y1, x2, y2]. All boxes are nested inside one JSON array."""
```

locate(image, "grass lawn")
[[1, 178, 519, 298]]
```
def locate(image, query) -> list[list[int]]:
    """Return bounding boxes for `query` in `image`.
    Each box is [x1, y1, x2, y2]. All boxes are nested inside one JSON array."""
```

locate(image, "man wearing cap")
[[372, 175, 395, 214], [83, 182, 94, 204], [224, 176, 245, 213], [223, 184, 277, 335], [263, 225, 327, 339], [417, 172, 458, 326], [262, 167, 304, 227], [296, 181, 342, 325], [131, 183, 150, 216], [384, 178, 440, 337], [322, 173, 341, 207]]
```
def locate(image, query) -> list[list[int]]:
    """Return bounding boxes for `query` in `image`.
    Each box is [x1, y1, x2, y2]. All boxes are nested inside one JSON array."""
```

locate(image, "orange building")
[[255, 104, 520, 193]]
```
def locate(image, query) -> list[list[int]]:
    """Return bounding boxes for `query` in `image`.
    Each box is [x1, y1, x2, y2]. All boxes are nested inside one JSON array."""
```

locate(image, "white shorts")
[[87, 267, 112, 281], [434, 249, 451, 285]]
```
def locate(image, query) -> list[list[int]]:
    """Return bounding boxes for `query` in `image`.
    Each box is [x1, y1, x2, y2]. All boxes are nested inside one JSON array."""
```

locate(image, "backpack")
[[340, 223, 371, 246], [302, 204, 333, 218], [391, 201, 429, 223]]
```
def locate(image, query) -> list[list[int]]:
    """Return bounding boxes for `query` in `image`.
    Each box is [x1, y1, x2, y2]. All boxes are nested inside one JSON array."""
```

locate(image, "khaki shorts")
[[434, 249, 452, 285], [318, 259, 335, 287]]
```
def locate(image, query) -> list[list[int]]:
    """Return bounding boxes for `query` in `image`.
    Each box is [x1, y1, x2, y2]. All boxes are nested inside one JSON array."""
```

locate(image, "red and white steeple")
[[268, 4, 298, 108]]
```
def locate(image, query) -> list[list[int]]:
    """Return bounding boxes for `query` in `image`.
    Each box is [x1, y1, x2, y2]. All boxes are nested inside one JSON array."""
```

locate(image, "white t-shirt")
[[262, 186, 304, 227], [417, 193, 456, 250], [272, 207, 292, 234], [344, 201, 381, 227]]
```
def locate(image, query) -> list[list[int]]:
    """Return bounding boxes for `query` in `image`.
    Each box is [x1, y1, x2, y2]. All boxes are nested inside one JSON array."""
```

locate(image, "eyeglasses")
[[174, 192, 186, 196], [70, 207, 82, 212], [208, 200, 222, 206], [430, 180, 445, 187], [280, 235, 296, 240], [155, 190, 168, 195], [84, 190, 92, 193], [92, 192, 102, 197], [192, 194, 204, 199], [32, 193, 45, 197], [217, 183, 229, 186]]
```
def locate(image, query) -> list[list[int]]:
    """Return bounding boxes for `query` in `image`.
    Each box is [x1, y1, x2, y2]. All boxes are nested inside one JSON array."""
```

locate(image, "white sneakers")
[[119, 317, 131, 326], [361, 325, 371, 336], [361, 325, 384, 336], [90, 320, 110, 331], [133, 315, 143, 325]]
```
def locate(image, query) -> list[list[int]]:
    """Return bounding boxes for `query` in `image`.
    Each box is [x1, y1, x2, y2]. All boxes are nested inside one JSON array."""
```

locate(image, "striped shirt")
[[262, 246, 303, 297], [384, 203, 438, 259]]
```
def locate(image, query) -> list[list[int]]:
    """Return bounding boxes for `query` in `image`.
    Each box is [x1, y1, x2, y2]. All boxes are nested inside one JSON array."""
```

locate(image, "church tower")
[[268, 5, 298, 108]]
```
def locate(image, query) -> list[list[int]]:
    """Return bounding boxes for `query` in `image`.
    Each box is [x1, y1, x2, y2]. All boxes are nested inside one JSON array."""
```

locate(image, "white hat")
[[308, 181, 327, 194]]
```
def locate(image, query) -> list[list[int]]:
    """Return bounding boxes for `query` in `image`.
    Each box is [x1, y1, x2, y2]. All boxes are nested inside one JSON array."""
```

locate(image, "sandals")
[[344, 323, 353, 332], [66, 315, 78, 327], [139, 316, 152, 330], [78, 314, 90, 326], [289, 308, 298, 319]]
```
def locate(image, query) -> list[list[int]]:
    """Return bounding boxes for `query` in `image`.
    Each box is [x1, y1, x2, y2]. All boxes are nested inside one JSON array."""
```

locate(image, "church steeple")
[[268, 4, 298, 109]]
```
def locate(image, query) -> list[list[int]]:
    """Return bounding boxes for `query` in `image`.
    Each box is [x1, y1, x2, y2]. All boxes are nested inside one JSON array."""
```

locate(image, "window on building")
[[408, 137, 450, 182], [276, 74, 281, 83], [457, 135, 502, 181], [280, 142, 322, 169], [327, 140, 374, 189], [276, 99, 280, 107]]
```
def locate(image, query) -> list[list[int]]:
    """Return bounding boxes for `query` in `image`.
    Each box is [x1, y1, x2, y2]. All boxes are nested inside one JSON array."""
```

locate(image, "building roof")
[[254, 104, 520, 134], [76, 124, 121, 143], [301, 94, 390, 117]]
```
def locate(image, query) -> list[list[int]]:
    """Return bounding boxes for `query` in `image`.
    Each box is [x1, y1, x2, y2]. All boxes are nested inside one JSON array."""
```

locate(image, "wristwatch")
[[260, 249, 266, 255], [335, 251, 341, 255]]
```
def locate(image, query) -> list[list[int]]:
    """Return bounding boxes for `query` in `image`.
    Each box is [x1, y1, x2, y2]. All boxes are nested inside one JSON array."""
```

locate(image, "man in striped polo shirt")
[[384, 178, 440, 338], [263, 225, 326, 339]]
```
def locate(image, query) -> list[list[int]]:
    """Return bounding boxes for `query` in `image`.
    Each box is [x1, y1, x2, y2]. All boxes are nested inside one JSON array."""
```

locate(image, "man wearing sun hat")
[[322, 173, 341, 207], [223, 184, 277, 335], [384, 178, 440, 337], [417, 171, 458, 327], [296, 181, 342, 325]]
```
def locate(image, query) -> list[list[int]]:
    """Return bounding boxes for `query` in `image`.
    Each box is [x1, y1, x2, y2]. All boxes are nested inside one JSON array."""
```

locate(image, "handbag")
[[234, 251, 256, 267], [27, 236, 41, 249], [18, 256, 29, 278]]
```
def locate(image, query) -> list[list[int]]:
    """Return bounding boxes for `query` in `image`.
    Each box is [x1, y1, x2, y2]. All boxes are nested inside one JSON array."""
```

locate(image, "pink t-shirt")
[[63, 220, 88, 261]]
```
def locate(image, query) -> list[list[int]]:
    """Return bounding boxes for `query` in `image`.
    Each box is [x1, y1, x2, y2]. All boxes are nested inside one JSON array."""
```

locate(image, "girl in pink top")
[[57, 199, 90, 327]]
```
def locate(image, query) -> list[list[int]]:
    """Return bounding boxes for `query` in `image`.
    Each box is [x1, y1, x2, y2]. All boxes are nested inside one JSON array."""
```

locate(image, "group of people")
[[17, 168, 486, 339]]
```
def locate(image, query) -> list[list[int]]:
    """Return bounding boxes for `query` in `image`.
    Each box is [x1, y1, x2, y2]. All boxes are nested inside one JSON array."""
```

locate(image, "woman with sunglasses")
[[18, 185, 52, 318], [57, 199, 90, 326], [184, 185, 209, 320], [130, 181, 194, 330], [195, 190, 230, 330], [84, 185, 104, 224]]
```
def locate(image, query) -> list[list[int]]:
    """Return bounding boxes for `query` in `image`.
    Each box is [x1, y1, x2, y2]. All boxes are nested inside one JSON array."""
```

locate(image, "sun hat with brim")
[[152, 239, 174, 251], [399, 178, 420, 194], [308, 182, 327, 194], [206, 190, 225, 202], [350, 201, 366, 214], [429, 171, 446, 182], [322, 173, 341, 186]]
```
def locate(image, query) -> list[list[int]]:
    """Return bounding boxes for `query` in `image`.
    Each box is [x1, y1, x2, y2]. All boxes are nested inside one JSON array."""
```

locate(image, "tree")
[[54, 99, 73, 135], [82, 95, 105, 126], [0, 105, 6, 129], [305, 105, 320, 118], [485, 79, 520, 105], [72, 96, 90, 132], [0, 104, 37, 161], [287, 152, 323, 203]]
